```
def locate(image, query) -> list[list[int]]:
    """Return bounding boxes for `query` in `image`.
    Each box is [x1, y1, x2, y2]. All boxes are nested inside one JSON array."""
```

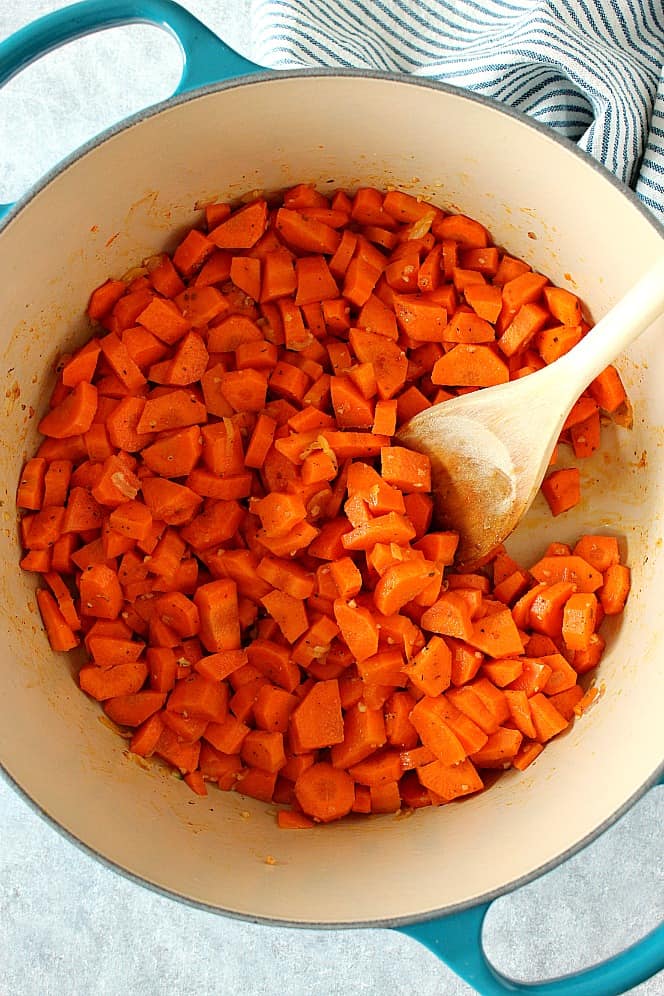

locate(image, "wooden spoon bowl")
[[397, 257, 664, 564]]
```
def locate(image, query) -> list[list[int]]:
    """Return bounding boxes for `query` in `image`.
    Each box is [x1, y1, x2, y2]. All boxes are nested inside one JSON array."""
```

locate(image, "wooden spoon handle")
[[553, 255, 664, 392]]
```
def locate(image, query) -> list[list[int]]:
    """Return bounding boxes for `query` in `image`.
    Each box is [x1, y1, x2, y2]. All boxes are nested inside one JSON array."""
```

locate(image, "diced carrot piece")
[[512, 741, 544, 771], [432, 344, 509, 387], [277, 809, 315, 829], [548, 684, 584, 721], [588, 365, 627, 413], [530, 555, 603, 593], [36, 589, 79, 651], [39, 382, 98, 439], [417, 757, 483, 801], [330, 703, 386, 769], [600, 563, 631, 614], [17, 458, 47, 510], [471, 727, 523, 767], [529, 693, 569, 742], [541, 468, 581, 516], [209, 200, 268, 250]]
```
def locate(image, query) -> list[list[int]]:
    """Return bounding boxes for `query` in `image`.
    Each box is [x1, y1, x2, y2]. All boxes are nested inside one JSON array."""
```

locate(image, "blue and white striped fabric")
[[251, 0, 664, 224]]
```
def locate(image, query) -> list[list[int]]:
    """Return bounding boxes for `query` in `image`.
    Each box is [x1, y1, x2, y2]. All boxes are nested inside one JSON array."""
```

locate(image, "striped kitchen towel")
[[250, 0, 664, 224]]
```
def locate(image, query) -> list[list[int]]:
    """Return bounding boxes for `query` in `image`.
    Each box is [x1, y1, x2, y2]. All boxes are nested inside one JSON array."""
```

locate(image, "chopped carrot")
[[240, 730, 286, 773], [374, 560, 436, 616], [209, 200, 267, 250], [432, 344, 509, 387], [104, 691, 166, 727], [341, 512, 415, 551], [195, 579, 241, 652], [290, 679, 344, 751], [446, 685, 499, 735], [277, 810, 315, 829], [561, 593, 598, 651], [402, 636, 452, 697], [541, 468, 581, 516], [530, 554, 603, 593], [141, 478, 202, 526], [588, 365, 627, 413], [137, 389, 207, 433], [261, 589, 308, 643], [504, 690, 537, 739], [20, 184, 630, 826], [528, 581, 576, 638], [573, 685, 601, 716], [471, 727, 523, 767], [333, 599, 379, 662], [548, 684, 585, 721], [512, 741, 544, 771], [246, 639, 300, 693], [417, 757, 483, 801], [482, 658, 523, 687], [529, 693, 569, 742], [276, 209, 341, 255], [498, 303, 548, 357], [410, 697, 467, 765], [38, 381, 98, 439], [17, 458, 47, 510], [572, 535, 620, 572], [253, 684, 297, 734], [294, 762, 355, 822], [329, 702, 386, 768], [420, 591, 475, 641], [600, 564, 631, 615], [36, 589, 79, 651], [537, 324, 583, 365], [129, 713, 164, 757], [79, 660, 149, 701], [507, 659, 552, 697], [253, 491, 307, 538], [381, 446, 431, 493], [79, 564, 123, 620]]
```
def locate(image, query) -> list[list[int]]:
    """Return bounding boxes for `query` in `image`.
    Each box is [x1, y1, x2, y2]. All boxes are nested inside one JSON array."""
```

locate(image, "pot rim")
[[2, 66, 663, 242], [1, 66, 663, 927], [2, 761, 662, 928]]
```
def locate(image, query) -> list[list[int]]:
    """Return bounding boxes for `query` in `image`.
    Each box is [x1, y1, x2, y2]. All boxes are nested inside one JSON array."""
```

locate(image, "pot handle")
[[399, 776, 664, 996], [0, 0, 263, 219]]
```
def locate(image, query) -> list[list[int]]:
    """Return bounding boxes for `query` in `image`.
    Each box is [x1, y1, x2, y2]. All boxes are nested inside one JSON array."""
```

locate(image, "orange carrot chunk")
[[294, 762, 355, 822], [39, 382, 98, 438]]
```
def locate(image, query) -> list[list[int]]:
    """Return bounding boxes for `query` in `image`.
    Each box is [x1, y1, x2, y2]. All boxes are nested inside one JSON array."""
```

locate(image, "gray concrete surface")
[[0, 3, 662, 993]]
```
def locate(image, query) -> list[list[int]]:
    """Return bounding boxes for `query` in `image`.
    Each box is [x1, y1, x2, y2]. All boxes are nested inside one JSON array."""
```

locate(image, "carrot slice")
[[294, 762, 355, 822]]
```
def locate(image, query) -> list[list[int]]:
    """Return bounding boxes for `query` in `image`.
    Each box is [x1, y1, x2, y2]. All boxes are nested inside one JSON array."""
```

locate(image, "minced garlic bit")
[[264, 855, 277, 866], [223, 416, 235, 442]]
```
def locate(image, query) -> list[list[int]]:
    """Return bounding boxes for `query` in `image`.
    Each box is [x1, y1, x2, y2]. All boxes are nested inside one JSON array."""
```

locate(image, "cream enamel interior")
[[1, 75, 663, 926]]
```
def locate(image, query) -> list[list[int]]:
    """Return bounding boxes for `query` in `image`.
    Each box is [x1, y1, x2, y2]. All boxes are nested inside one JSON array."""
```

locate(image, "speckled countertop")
[[0, 3, 662, 993]]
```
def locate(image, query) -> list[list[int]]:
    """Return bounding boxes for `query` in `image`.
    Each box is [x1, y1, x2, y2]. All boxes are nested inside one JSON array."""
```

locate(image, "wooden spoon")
[[396, 256, 664, 565]]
